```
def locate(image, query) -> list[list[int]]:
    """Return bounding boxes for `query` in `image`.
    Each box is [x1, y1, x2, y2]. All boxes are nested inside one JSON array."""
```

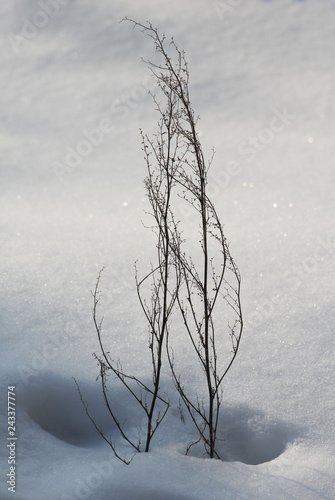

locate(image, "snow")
[[1, 0, 335, 498]]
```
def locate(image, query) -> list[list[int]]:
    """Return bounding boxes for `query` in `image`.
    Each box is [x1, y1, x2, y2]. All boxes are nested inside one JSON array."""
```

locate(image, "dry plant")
[[77, 18, 243, 463]]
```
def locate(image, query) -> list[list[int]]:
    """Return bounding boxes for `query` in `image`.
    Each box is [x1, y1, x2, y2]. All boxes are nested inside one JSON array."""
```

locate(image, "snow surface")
[[1, 0, 335, 498]]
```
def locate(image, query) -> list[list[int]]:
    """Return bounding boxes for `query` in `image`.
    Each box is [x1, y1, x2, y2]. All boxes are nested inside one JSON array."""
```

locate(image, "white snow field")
[[1, 0, 335, 498]]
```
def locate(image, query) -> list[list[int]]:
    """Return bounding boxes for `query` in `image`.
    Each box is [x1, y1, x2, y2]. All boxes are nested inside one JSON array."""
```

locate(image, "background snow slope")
[[1, 0, 335, 498]]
